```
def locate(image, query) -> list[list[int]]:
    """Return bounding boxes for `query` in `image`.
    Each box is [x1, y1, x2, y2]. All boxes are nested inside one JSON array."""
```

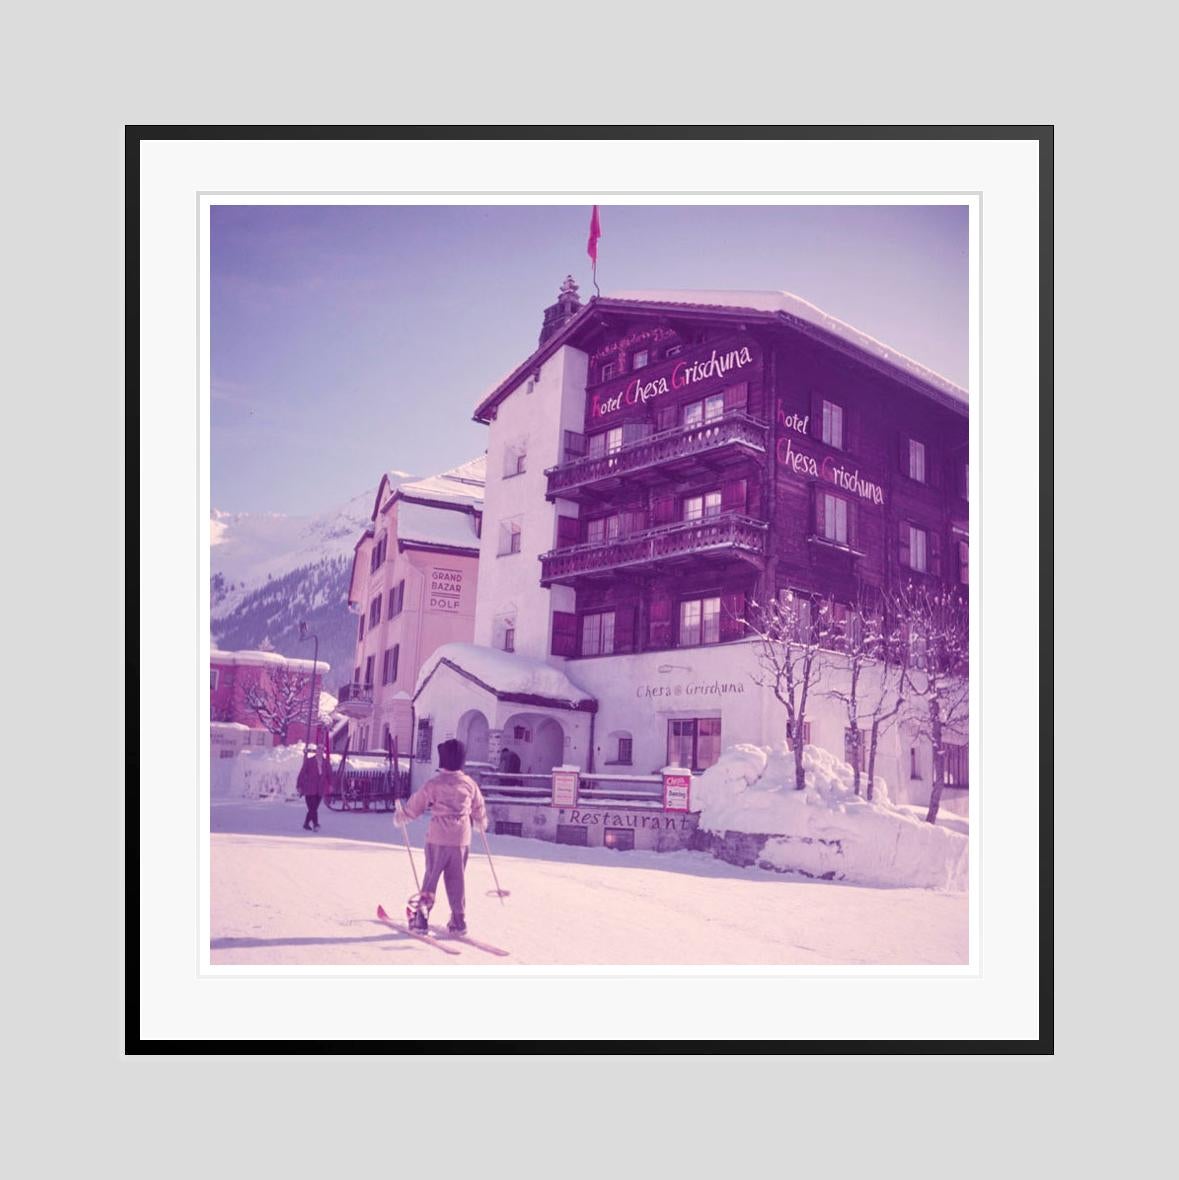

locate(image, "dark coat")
[[297, 754, 329, 797]]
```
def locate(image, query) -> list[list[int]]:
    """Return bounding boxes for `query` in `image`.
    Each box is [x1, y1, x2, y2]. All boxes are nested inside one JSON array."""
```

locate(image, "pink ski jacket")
[[401, 769, 488, 847]]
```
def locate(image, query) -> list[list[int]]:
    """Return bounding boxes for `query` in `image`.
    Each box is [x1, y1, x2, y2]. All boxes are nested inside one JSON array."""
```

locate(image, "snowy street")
[[210, 799, 968, 966]]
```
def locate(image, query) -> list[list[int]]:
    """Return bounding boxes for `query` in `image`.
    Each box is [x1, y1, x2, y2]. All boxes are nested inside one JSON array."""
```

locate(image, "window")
[[587, 426, 623, 458], [581, 611, 615, 656], [667, 718, 721, 771], [944, 743, 969, 788], [514, 725, 532, 742], [358, 615, 365, 641], [679, 597, 721, 647], [910, 748, 922, 780], [821, 400, 845, 449], [495, 821, 524, 837], [665, 344, 682, 358], [785, 720, 811, 751], [369, 595, 382, 628], [586, 516, 621, 545], [353, 665, 361, 687], [499, 519, 523, 555], [604, 829, 635, 851], [909, 623, 928, 671], [908, 525, 928, 572], [844, 727, 866, 772], [515, 450, 527, 475], [958, 540, 969, 585], [382, 644, 399, 686], [617, 736, 633, 764], [780, 590, 814, 643], [388, 578, 406, 618], [632, 348, 649, 369], [363, 656, 375, 687], [219, 748, 235, 759], [819, 492, 849, 544], [682, 393, 724, 428], [210, 668, 219, 691], [600, 361, 616, 382], [908, 438, 927, 483], [504, 623, 515, 652], [683, 491, 722, 522], [504, 443, 527, 477]]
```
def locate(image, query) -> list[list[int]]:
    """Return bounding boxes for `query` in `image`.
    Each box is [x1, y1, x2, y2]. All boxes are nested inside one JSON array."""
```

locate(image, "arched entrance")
[[457, 709, 490, 766], [501, 711, 567, 775]]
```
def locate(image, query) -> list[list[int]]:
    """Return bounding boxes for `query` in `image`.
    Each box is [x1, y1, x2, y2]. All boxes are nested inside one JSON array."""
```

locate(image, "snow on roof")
[[395, 500, 480, 551], [397, 454, 486, 507], [607, 290, 968, 404], [211, 650, 332, 675], [415, 642, 595, 708]]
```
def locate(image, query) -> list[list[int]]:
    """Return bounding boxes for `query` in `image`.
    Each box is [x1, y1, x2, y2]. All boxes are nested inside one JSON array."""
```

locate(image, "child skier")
[[394, 738, 488, 936]]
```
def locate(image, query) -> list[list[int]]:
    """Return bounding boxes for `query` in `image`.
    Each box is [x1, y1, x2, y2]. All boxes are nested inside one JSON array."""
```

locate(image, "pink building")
[[341, 457, 484, 753], [210, 649, 332, 748]]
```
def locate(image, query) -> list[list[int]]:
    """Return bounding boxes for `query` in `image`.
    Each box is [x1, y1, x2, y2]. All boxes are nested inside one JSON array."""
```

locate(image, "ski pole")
[[479, 826, 509, 902], [395, 802, 421, 894]]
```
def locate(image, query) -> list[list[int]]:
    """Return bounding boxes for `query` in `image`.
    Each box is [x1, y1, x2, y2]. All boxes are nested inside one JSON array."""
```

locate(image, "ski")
[[430, 928, 510, 957], [375, 905, 461, 955]]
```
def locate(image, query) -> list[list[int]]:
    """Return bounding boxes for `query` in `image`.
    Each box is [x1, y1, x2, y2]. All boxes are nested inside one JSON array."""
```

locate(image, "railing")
[[336, 683, 374, 705], [540, 512, 767, 583], [468, 766, 685, 808], [545, 412, 768, 496]]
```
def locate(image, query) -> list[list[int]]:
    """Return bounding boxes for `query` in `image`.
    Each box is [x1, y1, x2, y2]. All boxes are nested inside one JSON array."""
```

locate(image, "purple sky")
[[211, 204, 968, 514]]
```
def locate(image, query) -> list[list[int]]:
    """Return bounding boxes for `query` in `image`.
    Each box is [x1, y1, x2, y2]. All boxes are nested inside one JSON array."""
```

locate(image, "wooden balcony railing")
[[545, 412, 768, 497], [540, 513, 767, 584]]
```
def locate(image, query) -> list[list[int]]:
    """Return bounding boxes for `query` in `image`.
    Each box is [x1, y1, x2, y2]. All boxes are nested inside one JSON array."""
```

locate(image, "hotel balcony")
[[336, 682, 374, 719], [544, 412, 769, 501], [539, 513, 767, 587]]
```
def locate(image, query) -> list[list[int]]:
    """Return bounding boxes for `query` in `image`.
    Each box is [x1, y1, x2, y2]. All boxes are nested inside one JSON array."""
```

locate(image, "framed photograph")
[[132, 126, 1049, 1052]]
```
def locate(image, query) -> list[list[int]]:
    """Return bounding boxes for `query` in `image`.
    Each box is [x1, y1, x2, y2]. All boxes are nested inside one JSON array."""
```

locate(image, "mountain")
[[210, 480, 412, 691]]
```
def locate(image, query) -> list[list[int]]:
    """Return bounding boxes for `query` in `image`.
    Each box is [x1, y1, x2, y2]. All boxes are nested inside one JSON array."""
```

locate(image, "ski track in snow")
[[210, 800, 967, 967]]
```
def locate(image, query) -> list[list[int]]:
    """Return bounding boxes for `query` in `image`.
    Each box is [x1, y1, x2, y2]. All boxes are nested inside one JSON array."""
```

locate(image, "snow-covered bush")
[[228, 745, 307, 801], [693, 743, 967, 891]]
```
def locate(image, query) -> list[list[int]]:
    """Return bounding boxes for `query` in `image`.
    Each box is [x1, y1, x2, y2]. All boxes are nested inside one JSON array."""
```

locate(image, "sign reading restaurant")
[[589, 339, 758, 422]]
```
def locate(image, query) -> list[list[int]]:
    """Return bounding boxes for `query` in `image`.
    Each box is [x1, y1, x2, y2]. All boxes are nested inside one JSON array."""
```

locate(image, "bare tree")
[[895, 582, 969, 824], [824, 591, 907, 799], [746, 590, 832, 790], [243, 665, 312, 745]]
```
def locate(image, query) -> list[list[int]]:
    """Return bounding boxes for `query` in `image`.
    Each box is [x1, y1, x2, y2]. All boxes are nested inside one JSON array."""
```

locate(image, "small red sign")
[[663, 772, 691, 813], [552, 769, 579, 808]]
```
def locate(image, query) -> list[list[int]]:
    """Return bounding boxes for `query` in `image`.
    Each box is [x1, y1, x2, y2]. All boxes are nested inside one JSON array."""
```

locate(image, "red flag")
[[587, 205, 601, 266]]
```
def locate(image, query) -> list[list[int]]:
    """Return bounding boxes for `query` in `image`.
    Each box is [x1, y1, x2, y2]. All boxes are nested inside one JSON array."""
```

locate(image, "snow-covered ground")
[[210, 798, 968, 967]]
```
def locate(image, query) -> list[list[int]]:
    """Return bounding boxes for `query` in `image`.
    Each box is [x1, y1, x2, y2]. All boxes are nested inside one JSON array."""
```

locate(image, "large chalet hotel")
[[402, 281, 968, 814]]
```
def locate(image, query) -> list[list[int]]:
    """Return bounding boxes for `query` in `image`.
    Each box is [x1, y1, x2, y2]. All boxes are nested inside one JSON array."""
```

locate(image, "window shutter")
[[720, 591, 746, 641], [556, 515, 580, 550], [721, 478, 748, 514], [899, 434, 910, 475], [929, 529, 942, 577], [651, 494, 676, 525], [899, 519, 911, 569], [551, 611, 578, 657], [811, 392, 824, 440], [723, 382, 748, 414], [649, 594, 673, 647], [812, 487, 823, 536], [847, 501, 857, 550], [614, 605, 636, 653]]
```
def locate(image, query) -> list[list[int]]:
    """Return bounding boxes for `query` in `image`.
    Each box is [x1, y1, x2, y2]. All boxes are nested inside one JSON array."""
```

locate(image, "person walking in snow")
[[297, 745, 329, 831], [394, 738, 487, 936]]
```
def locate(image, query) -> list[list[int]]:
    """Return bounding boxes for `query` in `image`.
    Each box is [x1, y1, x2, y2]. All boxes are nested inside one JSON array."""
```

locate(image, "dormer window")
[[600, 361, 616, 382], [632, 349, 649, 370]]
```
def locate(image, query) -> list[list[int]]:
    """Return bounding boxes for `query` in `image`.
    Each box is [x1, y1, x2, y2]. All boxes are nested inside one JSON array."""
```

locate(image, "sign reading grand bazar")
[[358, 286, 968, 850]]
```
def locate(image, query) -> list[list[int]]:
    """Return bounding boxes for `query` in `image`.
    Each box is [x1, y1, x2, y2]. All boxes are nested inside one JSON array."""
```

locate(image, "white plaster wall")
[[474, 345, 588, 660]]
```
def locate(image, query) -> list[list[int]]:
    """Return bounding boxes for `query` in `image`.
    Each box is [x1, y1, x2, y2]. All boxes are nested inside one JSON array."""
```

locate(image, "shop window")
[[604, 829, 635, 851], [581, 611, 615, 656], [679, 597, 721, 647], [668, 718, 722, 771], [821, 400, 845, 450]]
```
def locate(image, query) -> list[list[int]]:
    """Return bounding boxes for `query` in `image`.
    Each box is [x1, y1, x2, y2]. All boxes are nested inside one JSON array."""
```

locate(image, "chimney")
[[538, 275, 582, 346]]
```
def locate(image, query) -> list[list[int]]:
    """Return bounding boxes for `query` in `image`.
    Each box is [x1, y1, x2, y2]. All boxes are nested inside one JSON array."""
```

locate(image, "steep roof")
[[472, 290, 968, 422]]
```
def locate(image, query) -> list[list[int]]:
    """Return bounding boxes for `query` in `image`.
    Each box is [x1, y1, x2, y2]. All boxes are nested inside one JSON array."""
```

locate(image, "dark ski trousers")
[[303, 794, 321, 828], [419, 843, 469, 925]]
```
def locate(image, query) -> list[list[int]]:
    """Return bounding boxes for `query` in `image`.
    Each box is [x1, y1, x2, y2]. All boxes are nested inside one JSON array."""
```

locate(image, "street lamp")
[[298, 621, 319, 754]]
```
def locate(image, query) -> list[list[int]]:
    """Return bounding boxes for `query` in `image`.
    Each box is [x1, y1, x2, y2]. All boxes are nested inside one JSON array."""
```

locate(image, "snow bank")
[[415, 642, 595, 707], [693, 743, 967, 891], [226, 745, 307, 801], [395, 500, 480, 550]]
